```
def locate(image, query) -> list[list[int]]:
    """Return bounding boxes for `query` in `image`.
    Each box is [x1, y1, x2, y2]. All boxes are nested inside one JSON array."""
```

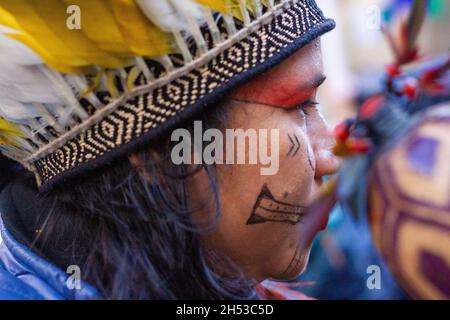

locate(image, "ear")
[[128, 153, 143, 168], [128, 153, 152, 181]]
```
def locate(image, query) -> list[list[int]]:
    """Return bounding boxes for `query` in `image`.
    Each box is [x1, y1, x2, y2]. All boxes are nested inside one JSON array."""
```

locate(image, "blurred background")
[[320, 0, 450, 126], [292, 0, 450, 299]]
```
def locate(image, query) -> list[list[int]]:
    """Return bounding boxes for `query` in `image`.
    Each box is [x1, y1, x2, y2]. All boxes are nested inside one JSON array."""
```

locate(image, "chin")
[[270, 245, 313, 281]]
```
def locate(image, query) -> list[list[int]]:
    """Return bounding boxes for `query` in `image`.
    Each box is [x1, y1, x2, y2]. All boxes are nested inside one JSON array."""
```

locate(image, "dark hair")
[[32, 102, 256, 299]]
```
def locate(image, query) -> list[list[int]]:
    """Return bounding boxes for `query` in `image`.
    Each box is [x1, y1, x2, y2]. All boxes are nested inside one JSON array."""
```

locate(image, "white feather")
[[0, 33, 42, 65], [0, 98, 42, 121], [0, 94, 67, 132], [136, 0, 184, 32], [0, 31, 65, 124], [136, 0, 204, 33], [0, 59, 64, 104], [0, 25, 17, 33], [137, 0, 209, 60], [0, 33, 88, 128]]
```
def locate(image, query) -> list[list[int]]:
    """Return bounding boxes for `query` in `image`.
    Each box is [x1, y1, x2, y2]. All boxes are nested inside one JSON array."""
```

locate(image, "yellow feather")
[[194, 0, 228, 13], [1, 0, 176, 72], [0, 118, 23, 146], [0, 0, 267, 76], [0, 5, 83, 73], [1, 1, 89, 68], [105, 70, 120, 98], [63, 0, 130, 55], [1, 0, 129, 69], [8, 33, 86, 74], [0, 5, 19, 29], [193, 0, 261, 20], [127, 66, 142, 91], [80, 72, 102, 98], [110, 0, 174, 57]]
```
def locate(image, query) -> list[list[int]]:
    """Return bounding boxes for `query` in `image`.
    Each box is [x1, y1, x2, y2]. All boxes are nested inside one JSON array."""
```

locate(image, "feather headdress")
[[0, 0, 335, 189]]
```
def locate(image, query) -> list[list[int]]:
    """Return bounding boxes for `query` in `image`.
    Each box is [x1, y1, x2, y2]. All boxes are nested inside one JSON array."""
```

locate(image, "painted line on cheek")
[[287, 133, 301, 157], [279, 245, 301, 277], [246, 184, 307, 226], [306, 144, 315, 172]]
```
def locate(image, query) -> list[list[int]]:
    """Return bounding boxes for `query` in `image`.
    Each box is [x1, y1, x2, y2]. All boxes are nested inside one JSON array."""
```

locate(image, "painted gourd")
[[368, 103, 450, 299]]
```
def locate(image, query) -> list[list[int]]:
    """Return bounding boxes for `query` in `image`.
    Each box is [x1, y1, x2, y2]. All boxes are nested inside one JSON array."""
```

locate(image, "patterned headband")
[[0, 0, 335, 191]]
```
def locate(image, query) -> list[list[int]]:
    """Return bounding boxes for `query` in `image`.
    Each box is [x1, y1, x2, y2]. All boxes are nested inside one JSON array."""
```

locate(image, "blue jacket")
[[0, 218, 101, 300]]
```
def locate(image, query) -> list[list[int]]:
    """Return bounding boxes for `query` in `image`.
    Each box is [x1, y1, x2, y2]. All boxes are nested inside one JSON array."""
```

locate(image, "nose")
[[308, 118, 340, 179], [314, 147, 340, 178]]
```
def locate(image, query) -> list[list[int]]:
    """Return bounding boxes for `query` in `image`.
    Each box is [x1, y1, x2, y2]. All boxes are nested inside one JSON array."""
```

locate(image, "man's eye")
[[296, 100, 319, 114]]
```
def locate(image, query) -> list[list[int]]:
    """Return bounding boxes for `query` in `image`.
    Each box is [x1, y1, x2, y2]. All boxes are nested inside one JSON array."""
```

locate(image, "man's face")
[[190, 39, 339, 281]]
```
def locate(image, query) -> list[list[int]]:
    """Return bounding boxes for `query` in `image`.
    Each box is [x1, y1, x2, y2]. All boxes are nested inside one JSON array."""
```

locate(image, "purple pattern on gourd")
[[420, 251, 450, 295], [407, 137, 438, 174]]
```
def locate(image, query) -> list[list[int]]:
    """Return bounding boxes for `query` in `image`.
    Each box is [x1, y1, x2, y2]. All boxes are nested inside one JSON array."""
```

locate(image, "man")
[[0, 0, 338, 299]]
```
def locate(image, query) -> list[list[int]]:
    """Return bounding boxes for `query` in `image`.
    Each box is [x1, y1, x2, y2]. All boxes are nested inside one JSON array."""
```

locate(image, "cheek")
[[201, 127, 316, 279], [195, 104, 320, 280]]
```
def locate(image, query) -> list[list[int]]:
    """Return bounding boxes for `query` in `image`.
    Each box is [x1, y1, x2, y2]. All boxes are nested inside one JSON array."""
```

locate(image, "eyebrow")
[[229, 74, 327, 109], [286, 74, 326, 105], [293, 74, 327, 96]]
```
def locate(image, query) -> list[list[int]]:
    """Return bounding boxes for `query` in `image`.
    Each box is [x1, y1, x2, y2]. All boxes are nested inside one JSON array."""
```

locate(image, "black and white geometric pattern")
[[33, 0, 334, 189]]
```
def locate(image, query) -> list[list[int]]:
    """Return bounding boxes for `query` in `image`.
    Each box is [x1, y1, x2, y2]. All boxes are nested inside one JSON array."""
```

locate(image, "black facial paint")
[[246, 184, 307, 225]]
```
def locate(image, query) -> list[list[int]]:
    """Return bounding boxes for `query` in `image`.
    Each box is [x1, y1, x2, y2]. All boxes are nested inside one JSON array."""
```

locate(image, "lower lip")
[[303, 206, 332, 244], [319, 212, 330, 230]]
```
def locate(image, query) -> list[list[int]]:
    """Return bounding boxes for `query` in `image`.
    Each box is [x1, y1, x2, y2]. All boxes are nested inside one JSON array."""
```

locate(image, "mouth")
[[301, 207, 331, 245], [310, 178, 336, 229], [309, 202, 331, 229], [301, 187, 336, 244], [318, 209, 331, 230]]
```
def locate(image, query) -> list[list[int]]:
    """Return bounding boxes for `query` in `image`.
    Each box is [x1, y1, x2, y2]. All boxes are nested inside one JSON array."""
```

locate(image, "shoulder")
[[0, 266, 44, 300]]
